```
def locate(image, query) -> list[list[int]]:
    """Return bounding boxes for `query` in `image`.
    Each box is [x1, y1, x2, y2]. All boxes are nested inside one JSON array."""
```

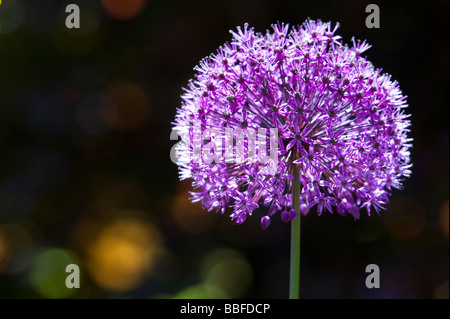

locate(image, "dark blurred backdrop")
[[0, 0, 448, 298]]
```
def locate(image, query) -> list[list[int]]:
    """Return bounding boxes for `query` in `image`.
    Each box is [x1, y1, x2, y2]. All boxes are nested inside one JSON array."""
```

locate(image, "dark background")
[[0, 0, 448, 298]]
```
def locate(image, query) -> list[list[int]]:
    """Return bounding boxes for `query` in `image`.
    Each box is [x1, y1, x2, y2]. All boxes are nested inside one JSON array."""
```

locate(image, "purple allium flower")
[[172, 20, 412, 229]]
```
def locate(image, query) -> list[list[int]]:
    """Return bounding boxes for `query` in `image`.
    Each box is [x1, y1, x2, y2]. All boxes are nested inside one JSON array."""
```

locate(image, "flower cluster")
[[172, 20, 412, 229]]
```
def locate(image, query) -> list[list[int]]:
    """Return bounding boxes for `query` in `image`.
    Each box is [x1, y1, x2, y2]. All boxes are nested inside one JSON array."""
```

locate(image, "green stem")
[[289, 165, 301, 299]]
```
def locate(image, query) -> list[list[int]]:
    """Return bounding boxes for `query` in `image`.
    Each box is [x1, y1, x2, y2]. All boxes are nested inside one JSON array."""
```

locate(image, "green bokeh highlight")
[[28, 248, 80, 299]]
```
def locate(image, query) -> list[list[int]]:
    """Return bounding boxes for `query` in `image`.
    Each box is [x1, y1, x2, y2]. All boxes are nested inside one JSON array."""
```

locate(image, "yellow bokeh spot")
[[383, 196, 427, 241], [85, 216, 162, 292]]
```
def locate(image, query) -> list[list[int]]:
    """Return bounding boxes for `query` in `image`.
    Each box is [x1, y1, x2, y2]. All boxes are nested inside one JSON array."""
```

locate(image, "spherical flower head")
[[172, 20, 412, 229]]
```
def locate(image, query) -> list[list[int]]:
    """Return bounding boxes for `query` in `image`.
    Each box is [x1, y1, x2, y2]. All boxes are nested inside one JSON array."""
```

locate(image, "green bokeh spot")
[[29, 248, 79, 299], [173, 284, 210, 299]]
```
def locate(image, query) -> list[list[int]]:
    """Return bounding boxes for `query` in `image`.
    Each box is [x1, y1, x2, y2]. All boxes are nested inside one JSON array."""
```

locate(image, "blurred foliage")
[[0, 0, 448, 298]]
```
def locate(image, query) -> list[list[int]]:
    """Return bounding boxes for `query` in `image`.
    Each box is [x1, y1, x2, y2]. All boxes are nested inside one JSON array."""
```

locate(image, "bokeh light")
[[434, 280, 449, 299], [171, 181, 217, 234], [101, 0, 148, 21], [200, 249, 253, 298], [76, 93, 117, 135], [173, 284, 223, 299], [0, 223, 37, 274], [0, 0, 25, 34], [80, 214, 162, 292], [382, 196, 427, 241], [0, 230, 8, 273], [104, 81, 150, 131], [28, 248, 80, 299], [439, 199, 449, 237]]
